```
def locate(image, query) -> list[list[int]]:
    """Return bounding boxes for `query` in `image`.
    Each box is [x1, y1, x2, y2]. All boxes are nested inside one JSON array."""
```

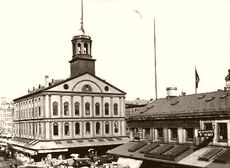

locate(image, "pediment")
[[47, 73, 125, 95]]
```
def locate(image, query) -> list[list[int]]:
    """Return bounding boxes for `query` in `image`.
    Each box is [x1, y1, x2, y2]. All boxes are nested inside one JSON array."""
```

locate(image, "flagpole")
[[154, 18, 158, 100], [195, 65, 200, 94], [80, 0, 85, 34], [195, 65, 197, 94], [195, 84, 197, 94], [134, 10, 158, 99]]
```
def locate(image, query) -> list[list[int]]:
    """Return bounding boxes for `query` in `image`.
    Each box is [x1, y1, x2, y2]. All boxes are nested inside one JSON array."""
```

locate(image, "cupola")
[[69, 0, 96, 77]]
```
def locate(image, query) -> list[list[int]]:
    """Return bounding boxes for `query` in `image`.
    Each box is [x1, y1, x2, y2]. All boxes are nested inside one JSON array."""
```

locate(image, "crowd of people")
[[4, 148, 130, 168]]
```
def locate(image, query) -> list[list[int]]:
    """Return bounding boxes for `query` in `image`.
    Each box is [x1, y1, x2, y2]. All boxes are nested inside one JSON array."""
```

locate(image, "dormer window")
[[220, 94, 228, 99], [205, 97, 215, 102], [197, 95, 206, 99]]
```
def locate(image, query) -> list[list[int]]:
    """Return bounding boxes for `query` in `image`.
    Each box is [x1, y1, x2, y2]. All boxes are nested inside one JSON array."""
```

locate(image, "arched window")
[[34, 100, 37, 117], [96, 122, 101, 134], [85, 102, 90, 115], [82, 84, 92, 92], [86, 122, 90, 135], [34, 123, 36, 136], [53, 102, 58, 116], [31, 100, 34, 118], [95, 103, 100, 116], [83, 43, 88, 54], [105, 103, 109, 115], [64, 122, 70, 136], [38, 106, 41, 117], [77, 43, 81, 54], [74, 102, 80, 116], [64, 102, 69, 116], [53, 123, 58, 136], [28, 123, 31, 136], [34, 107, 37, 117], [114, 103, 118, 115], [105, 122, 110, 134], [114, 121, 119, 133], [39, 123, 41, 135], [75, 122, 80, 135], [25, 123, 26, 136], [28, 101, 30, 118]]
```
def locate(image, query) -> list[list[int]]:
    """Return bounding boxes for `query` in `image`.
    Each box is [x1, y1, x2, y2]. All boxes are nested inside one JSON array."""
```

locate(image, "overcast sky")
[[0, 0, 229, 101]]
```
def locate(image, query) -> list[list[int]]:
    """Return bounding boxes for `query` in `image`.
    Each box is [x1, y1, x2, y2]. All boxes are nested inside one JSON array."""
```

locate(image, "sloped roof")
[[127, 90, 230, 120], [14, 72, 126, 101], [107, 141, 196, 166]]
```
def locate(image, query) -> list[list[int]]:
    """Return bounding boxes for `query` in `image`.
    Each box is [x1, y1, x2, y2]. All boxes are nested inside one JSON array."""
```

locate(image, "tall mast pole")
[[154, 18, 158, 100], [80, 0, 85, 34]]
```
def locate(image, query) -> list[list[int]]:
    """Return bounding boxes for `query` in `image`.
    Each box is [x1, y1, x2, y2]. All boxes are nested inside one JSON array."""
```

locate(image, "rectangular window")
[[157, 128, 163, 139], [218, 123, 227, 142], [170, 128, 178, 139], [185, 128, 194, 141], [204, 123, 213, 130], [144, 128, 150, 139]]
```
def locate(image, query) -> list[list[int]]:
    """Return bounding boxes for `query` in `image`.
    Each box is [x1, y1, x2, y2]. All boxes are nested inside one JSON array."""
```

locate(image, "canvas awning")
[[13, 145, 37, 156], [117, 157, 143, 168]]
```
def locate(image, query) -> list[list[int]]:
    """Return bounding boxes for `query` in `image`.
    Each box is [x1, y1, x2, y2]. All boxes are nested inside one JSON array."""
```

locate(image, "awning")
[[13, 145, 37, 156], [51, 137, 129, 149], [178, 147, 225, 167], [1, 136, 129, 155], [117, 157, 143, 168], [38, 148, 68, 154]]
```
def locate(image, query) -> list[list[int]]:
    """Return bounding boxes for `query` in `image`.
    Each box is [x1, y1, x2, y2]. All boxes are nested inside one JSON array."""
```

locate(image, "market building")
[[108, 70, 230, 168], [6, 1, 128, 161], [0, 97, 14, 138]]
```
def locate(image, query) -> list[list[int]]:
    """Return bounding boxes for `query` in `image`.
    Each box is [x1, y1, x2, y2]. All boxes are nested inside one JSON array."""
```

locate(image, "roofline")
[[13, 72, 126, 102], [127, 109, 230, 121]]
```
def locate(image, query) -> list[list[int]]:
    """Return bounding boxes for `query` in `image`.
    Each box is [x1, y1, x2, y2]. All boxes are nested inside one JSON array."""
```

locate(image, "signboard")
[[198, 130, 214, 137]]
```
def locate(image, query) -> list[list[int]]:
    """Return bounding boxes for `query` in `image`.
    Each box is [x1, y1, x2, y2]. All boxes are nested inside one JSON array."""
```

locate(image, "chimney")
[[166, 87, 177, 98], [225, 69, 230, 90], [45, 75, 50, 87], [181, 91, 186, 96]]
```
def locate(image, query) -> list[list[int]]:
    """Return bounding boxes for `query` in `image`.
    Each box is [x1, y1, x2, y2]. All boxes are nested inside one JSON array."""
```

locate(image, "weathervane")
[[79, 0, 85, 34]]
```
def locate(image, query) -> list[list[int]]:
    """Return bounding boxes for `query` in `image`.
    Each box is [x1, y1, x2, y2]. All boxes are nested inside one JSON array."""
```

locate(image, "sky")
[[0, 0, 229, 101]]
